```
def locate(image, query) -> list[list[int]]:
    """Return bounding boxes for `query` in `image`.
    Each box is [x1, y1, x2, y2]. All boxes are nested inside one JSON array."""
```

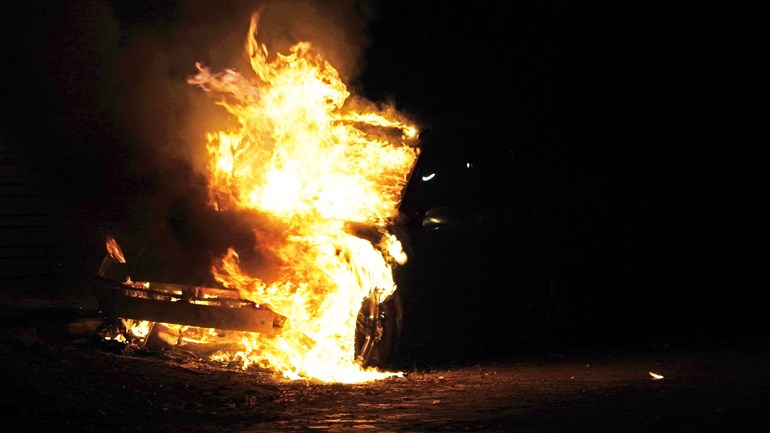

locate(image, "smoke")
[[98, 0, 379, 283], [111, 0, 374, 163]]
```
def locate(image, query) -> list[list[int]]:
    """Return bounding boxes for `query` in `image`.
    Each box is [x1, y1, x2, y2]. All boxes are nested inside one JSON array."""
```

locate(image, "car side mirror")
[[422, 206, 462, 230]]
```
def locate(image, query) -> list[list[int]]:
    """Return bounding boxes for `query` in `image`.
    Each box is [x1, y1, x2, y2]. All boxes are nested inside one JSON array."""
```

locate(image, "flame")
[[123, 319, 151, 339], [649, 371, 664, 380], [186, 12, 418, 383], [105, 236, 126, 263]]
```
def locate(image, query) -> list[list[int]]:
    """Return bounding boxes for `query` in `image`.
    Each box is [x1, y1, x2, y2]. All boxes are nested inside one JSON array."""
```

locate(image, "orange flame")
[[105, 236, 126, 263], [188, 12, 418, 383]]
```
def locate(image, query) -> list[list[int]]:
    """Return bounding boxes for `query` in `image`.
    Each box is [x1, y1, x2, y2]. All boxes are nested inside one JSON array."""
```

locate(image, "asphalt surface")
[[1, 291, 767, 433]]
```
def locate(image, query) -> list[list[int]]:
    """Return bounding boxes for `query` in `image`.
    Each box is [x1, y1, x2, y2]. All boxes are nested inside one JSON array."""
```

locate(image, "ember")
[[96, 10, 418, 384], [649, 371, 664, 380]]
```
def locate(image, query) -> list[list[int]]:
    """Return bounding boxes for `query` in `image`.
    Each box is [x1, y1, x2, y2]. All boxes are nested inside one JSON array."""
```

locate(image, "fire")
[[186, 12, 418, 382], [106, 236, 126, 263], [123, 319, 151, 339]]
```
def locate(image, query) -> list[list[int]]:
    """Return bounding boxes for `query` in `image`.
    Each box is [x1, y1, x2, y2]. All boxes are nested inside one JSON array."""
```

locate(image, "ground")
[[1, 290, 768, 433]]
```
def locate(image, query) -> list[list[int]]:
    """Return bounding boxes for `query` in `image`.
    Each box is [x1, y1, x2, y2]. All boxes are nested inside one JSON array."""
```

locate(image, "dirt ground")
[[1, 292, 768, 433]]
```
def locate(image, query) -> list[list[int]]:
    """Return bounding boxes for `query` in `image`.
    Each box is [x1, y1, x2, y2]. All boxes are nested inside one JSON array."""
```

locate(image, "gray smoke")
[[66, 0, 381, 285]]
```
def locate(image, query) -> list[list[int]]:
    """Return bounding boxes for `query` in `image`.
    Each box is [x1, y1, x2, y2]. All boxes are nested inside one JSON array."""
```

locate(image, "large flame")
[[187, 12, 418, 383]]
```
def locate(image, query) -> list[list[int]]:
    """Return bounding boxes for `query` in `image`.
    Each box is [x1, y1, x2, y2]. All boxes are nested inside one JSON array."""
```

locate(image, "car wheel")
[[355, 291, 403, 367]]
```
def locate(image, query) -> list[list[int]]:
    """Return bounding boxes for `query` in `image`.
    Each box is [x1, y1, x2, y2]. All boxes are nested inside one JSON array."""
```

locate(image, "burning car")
[[90, 7, 571, 379], [92, 11, 417, 384], [93, 233, 402, 368]]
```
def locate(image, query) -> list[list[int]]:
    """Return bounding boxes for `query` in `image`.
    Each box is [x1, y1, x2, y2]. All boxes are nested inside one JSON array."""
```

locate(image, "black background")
[[1, 1, 766, 360]]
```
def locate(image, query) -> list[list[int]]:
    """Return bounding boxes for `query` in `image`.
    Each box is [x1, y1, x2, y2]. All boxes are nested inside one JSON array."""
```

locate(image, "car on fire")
[[94, 121, 572, 368]]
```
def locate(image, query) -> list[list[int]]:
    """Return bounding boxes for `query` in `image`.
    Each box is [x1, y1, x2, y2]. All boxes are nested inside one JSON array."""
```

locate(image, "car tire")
[[354, 291, 403, 367]]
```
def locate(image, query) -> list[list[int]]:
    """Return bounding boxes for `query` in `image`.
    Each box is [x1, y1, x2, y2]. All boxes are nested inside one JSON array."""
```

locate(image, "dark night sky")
[[0, 1, 766, 349]]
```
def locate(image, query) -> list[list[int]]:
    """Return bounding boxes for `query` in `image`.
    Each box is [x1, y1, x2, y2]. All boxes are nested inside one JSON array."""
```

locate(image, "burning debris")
[[649, 371, 664, 380], [94, 10, 418, 384], [97, 236, 126, 278]]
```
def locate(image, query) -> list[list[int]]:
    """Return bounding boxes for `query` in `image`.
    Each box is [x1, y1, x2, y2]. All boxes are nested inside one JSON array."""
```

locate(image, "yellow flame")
[[106, 236, 126, 263], [188, 11, 417, 383], [649, 371, 664, 380], [122, 319, 151, 339]]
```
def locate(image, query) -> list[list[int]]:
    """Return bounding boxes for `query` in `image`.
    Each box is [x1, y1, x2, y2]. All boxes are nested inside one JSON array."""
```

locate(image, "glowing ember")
[[185, 11, 418, 382]]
